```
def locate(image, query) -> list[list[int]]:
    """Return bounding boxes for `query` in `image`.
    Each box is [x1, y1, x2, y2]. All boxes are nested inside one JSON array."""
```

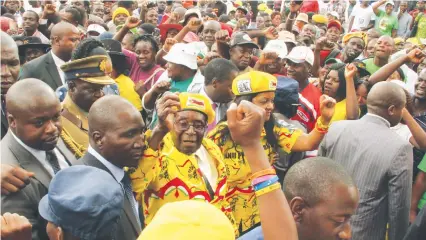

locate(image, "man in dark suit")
[[1, 79, 76, 240], [18, 22, 80, 91], [80, 95, 145, 240], [1, 31, 20, 139], [319, 82, 413, 240]]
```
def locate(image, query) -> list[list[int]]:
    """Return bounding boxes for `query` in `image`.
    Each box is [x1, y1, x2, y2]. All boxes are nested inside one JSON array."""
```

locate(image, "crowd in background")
[[1, 0, 426, 239]]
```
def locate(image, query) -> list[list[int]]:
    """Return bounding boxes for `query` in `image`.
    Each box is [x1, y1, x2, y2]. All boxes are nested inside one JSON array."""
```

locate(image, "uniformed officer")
[[60, 55, 115, 158]]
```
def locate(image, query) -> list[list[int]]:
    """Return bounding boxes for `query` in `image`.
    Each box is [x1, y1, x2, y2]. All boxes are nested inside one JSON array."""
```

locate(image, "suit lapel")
[[56, 138, 78, 165], [81, 153, 142, 233], [5, 132, 52, 189], [45, 52, 63, 89], [1, 110, 8, 139]]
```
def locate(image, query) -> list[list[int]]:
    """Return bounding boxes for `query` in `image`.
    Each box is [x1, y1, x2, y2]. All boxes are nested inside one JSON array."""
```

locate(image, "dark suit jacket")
[[18, 51, 63, 91], [80, 152, 142, 240], [1, 132, 74, 240], [319, 114, 413, 240], [1, 109, 8, 139]]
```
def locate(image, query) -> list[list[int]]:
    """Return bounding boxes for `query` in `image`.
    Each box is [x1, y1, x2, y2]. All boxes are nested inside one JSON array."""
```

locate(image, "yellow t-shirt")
[[330, 99, 360, 123], [207, 120, 302, 232], [115, 74, 142, 111]]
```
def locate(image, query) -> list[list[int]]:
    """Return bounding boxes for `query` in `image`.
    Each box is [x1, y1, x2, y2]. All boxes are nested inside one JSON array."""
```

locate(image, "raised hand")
[[263, 26, 278, 40], [186, 19, 202, 31], [315, 37, 329, 51], [259, 52, 279, 65], [344, 63, 358, 80], [156, 92, 181, 131], [125, 16, 142, 29], [289, 1, 301, 13], [406, 48, 426, 64], [319, 95, 337, 125], [152, 81, 171, 95], [163, 38, 178, 52], [215, 30, 230, 43]]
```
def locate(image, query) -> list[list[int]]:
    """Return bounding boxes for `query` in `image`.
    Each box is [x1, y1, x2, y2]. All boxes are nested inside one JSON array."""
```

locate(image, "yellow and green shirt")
[[207, 120, 302, 232]]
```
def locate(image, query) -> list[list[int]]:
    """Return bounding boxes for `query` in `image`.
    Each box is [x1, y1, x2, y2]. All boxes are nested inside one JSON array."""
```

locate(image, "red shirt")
[[291, 83, 322, 132], [300, 0, 319, 14]]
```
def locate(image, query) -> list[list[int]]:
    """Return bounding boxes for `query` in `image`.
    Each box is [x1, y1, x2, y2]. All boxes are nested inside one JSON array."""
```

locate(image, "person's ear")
[[92, 131, 104, 149], [290, 197, 309, 223], [388, 105, 396, 116], [7, 113, 16, 130], [56, 226, 64, 240], [212, 78, 218, 88]]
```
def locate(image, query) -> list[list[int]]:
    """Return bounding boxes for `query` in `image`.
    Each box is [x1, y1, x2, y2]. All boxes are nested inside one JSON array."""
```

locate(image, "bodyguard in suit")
[[18, 22, 80, 91], [80, 95, 144, 240], [319, 82, 413, 240], [1, 79, 76, 240], [1, 31, 20, 139]]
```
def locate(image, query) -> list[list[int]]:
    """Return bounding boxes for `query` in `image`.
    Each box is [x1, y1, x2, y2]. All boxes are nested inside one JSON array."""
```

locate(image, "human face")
[[419, 1, 426, 11], [158, 1, 167, 13], [8, 95, 62, 151], [171, 111, 207, 155], [323, 70, 340, 98], [166, 28, 179, 39], [1, 44, 20, 99], [230, 45, 255, 71], [252, 92, 275, 121], [356, 84, 368, 105], [263, 16, 272, 28], [122, 33, 135, 52], [212, 71, 238, 103], [135, 41, 155, 71], [361, 0, 370, 7], [235, 9, 245, 19], [395, 42, 404, 52], [344, 38, 365, 62], [319, 65, 332, 91], [385, 3, 394, 15], [24, 48, 44, 63], [418, 59, 426, 75], [71, 0, 85, 11], [202, 23, 221, 49], [286, 60, 309, 83], [68, 79, 105, 112], [54, 29, 80, 61], [265, 57, 284, 75], [5, 0, 19, 13], [294, 184, 359, 240], [415, 70, 426, 99], [256, 16, 265, 29], [114, 13, 128, 26], [22, 11, 38, 34], [272, 14, 281, 27], [374, 37, 394, 59], [60, 11, 78, 26], [166, 62, 189, 80], [399, 2, 408, 13], [326, 27, 340, 43], [365, 38, 377, 58], [300, 25, 316, 39], [146, 9, 159, 25], [96, 108, 146, 168], [92, 4, 104, 19]]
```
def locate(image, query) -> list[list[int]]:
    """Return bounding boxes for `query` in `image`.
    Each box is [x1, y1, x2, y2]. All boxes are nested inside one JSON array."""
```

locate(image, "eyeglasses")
[[174, 120, 206, 133]]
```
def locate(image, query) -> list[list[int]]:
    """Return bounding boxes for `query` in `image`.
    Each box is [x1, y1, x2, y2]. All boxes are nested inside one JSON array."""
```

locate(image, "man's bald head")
[[284, 157, 355, 205], [50, 22, 81, 61], [204, 20, 221, 29], [1, 31, 17, 50], [367, 82, 406, 126], [51, 21, 79, 39], [88, 95, 143, 136], [6, 78, 58, 117]]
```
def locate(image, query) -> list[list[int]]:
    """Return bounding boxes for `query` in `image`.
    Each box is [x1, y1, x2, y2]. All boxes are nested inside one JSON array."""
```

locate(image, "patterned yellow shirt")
[[207, 120, 302, 232], [130, 133, 236, 230]]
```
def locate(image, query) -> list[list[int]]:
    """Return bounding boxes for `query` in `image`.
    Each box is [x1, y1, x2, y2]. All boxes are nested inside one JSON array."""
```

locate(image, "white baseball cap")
[[87, 24, 106, 35], [284, 46, 314, 66], [330, 11, 339, 19], [263, 40, 288, 59], [163, 43, 198, 70]]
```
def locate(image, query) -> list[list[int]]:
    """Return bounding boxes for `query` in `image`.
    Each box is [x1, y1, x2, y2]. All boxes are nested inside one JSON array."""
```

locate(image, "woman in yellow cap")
[[130, 92, 236, 232], [208, 71, 336, 234]]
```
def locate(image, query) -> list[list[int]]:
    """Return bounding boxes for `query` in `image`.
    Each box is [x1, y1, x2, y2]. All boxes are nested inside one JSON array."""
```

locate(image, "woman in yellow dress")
[[208, 71, 336, 234]]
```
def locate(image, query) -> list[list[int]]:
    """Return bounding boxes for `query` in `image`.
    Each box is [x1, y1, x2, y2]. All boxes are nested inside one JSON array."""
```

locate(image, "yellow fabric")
[[115, 74, 142, 111], [207, 121, 303, 232], [179, 93, 215, 124], [137, 200, 235, 240], [113, 7, 130, 21], [342, 31, 367, 45], [394, 37, 404, 45], [329, 99, 360, 123], [239, 66, 253, 74], [60, 94, 89, 157], [258, 3, 267, 11], [232, 71, 277, 96], [130, 133, 236, 232], [312, 14, 328, 24]]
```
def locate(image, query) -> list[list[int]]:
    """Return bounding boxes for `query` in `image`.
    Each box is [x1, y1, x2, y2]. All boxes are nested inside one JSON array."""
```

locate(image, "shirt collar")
[[87, 146, 124, 182], [51, 51, 66, 66], [366, 113, 391, 128], [10, 131, 46, 161]]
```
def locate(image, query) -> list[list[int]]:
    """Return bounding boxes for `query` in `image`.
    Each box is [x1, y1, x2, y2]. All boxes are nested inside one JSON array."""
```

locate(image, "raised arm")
[[113, 16, 141, 42], [372, 0, 386, 16], [344, 64, 360, 120]]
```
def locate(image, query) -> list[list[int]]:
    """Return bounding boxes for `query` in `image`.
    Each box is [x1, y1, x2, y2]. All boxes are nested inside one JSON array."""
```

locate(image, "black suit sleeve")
[[18, 62, 33, 80]]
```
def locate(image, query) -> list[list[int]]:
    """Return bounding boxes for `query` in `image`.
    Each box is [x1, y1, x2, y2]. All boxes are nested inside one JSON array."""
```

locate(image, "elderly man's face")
[[92, 4, 104, 19], [1, 42, 20, 99], [68, 79, 105, 112], [171, 111, 207, 155], [229, 45, 255, 71]]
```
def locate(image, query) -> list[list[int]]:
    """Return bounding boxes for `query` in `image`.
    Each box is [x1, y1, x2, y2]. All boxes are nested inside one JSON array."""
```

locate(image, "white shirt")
[[195, 145, 218, 190], [350, 4, 375, 31], [87, 146, 139, 215], [391, 123, 412, 143], [50, 51, 66, 85], [11, 131, 69, 177]]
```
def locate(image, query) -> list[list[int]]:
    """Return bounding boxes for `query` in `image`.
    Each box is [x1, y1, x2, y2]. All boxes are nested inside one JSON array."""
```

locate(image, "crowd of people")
[[1, 0, 426, 239]]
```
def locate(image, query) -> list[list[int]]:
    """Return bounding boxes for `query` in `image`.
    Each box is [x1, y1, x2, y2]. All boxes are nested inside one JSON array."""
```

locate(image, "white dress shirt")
[[195, 145, 218, 190], [11, 131, 69, 177], [87, 146, 139, 215], [50, 51, 66, 85]]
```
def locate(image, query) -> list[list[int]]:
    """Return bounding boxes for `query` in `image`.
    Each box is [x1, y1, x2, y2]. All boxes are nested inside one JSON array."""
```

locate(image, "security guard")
[[60, 55, 115, 158]]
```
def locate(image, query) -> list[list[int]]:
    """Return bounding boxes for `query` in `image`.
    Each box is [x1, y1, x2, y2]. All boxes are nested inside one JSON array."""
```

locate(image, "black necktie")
[[121, 173, 141, 226], [46, 150, 61, 174]]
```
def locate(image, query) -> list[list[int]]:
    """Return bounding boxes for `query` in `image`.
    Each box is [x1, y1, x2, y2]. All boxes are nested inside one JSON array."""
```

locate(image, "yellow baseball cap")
[[179, 93, 215, 124], [232, 71, 277, 96], [342, 31, 367, 45], [312, 14, 328, 24], [394, 37, 405, 45], [258, 3, 267, 11], [61, 55, 115, 85], [138, 200, 235, 240]]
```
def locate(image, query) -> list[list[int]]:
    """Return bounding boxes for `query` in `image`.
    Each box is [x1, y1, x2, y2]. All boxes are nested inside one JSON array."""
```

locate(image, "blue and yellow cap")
[[60, 55, 115, 85]]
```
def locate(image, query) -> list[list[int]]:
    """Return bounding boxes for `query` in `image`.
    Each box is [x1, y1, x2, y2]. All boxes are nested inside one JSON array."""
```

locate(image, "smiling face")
[[286, 61, 310, 83], [344, 37, 365, 62], [22, 11, 39, 34], [114, 13, 128, 26], [146, 9, 159, 25], [385, 3, 394, 15], [252, 92, 275, 121], [229, 45, 255, 71], [171, 111, 207, 155], [415, 70, 426, 99], [135, 40, 156, 71]]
